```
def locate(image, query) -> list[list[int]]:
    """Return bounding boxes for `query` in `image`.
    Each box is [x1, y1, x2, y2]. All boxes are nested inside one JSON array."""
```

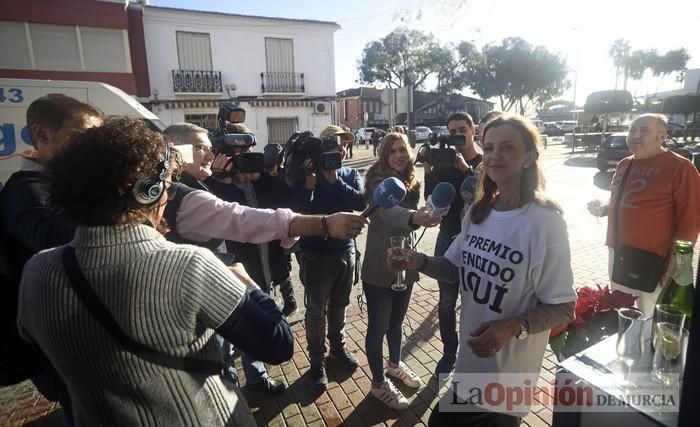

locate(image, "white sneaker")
[[370, 380, 409, 410], [385, 361, 422, 388]]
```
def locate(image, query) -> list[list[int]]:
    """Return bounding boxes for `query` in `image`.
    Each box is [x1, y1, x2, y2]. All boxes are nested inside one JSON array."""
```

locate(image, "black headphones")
[[132, 143, 171, 206]]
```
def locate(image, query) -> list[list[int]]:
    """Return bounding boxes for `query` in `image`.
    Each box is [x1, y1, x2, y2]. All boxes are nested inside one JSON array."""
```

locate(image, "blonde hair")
[[365, 133, 420, 202], [471, 115, 562, 224]]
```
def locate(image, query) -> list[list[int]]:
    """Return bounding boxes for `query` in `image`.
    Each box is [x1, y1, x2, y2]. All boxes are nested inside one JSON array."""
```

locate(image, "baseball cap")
[[319, 125, 354, 144]]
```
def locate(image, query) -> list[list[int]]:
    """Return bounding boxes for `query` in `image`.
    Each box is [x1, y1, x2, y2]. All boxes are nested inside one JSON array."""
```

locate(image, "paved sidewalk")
[[0, 143, 612, 426]]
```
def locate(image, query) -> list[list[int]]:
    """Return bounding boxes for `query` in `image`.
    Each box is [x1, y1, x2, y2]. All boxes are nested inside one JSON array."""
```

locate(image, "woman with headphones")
[[15, 117, 291, 426]]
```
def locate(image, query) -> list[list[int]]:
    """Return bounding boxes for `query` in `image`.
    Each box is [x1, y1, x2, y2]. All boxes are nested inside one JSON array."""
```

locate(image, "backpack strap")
[[61, 246, 223, 376]]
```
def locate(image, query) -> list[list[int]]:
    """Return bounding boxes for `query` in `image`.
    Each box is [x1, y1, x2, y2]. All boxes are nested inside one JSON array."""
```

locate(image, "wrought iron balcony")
[[172, 70, 223, 93], [260, 72, 305, 94]]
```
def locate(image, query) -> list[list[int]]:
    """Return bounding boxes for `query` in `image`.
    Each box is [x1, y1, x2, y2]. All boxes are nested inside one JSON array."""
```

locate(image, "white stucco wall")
[[151, 103, 333, 151], [142, 7, 338, 99]]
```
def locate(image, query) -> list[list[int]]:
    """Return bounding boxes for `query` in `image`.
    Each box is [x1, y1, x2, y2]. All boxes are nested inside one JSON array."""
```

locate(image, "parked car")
[[429, 126, 449, 137], [530, 119, 546, 135], [414, 126, 432, 141], [596, 133, 630, 172], [544, 122, 564, 136]]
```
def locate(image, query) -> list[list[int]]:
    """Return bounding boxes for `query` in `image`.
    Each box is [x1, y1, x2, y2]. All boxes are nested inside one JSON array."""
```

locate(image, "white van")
[[557, 120, 578, 134], [0, 78, 165, 185]]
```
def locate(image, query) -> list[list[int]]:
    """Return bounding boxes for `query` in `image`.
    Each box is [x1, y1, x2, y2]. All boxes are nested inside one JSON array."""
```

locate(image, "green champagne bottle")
[[656, 240, 695, 325], [651, 241, 694, 351]]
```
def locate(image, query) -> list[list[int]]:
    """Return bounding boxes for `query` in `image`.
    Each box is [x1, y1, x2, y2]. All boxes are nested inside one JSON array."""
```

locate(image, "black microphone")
[[362, 177, 407, 217]]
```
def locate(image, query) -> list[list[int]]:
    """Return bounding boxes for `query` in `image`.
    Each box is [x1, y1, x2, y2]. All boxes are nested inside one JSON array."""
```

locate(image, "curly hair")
[[49, 117, 170, 226], [470, 115, 562, 224], [365, 133, 420, 204]]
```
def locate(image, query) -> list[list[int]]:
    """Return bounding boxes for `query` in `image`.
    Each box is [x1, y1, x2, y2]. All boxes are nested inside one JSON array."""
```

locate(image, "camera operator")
[[205, 124, 298, 395], [294, 125, 367, 391], [208, 132, 296, 317], [423, 112, 483, 378], [264, 143, 284, 177]]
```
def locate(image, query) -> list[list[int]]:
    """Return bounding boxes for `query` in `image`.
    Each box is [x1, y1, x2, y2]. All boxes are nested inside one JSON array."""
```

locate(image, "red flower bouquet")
[[549, 285, 636, 362]]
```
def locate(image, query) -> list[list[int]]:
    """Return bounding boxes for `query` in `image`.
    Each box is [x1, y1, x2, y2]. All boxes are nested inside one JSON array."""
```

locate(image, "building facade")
[[0, 0, 150, 97], [141, 5, 340, 148], [336, 87, 385, 130]]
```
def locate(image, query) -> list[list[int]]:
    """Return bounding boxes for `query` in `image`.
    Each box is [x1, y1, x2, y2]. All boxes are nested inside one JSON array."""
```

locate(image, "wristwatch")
[[515, 321, 528, 340]]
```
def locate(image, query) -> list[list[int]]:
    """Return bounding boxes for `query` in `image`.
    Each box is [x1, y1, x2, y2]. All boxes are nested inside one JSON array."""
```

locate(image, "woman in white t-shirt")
[[389, 115, 577, 426]]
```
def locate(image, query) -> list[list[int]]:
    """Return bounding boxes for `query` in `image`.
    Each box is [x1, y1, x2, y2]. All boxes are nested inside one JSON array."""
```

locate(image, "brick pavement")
[[0, 142, 613, 426]]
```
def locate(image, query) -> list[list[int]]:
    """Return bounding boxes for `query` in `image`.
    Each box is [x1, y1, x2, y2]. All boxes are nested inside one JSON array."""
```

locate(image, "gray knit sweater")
[[17, 225, 255, 426]]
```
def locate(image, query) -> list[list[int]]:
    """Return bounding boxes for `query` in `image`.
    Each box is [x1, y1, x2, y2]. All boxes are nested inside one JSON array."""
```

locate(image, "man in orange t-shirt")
[[588, 114, 700, 314]]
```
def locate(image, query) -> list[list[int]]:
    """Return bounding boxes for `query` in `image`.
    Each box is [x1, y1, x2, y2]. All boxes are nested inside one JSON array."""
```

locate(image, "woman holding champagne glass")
[[362, 132, 440, 409], [388, 116, 577, 425]]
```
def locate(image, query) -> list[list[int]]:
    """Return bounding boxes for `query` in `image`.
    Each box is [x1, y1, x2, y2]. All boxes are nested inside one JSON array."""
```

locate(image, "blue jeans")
[[435, 231, 459, 363], [301, 249, 355, 366], [364, 282, 413, 384]]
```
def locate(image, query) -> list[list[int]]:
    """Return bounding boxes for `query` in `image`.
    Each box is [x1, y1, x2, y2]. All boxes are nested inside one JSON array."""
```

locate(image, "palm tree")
[[608, 39, 630, 89]]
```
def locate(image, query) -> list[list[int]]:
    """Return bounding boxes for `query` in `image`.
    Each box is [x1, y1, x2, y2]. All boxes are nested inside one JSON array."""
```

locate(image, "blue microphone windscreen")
[[374, 177, 407, 209], [460, 176, 478, 195], [432, 182, 456, 208]]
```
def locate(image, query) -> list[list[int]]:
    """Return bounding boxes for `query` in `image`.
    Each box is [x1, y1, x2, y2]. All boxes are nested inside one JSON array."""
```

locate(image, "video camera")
[[282, 131, 343, 187], [415, 134, 467, 168], [210, 103, 265, 175]]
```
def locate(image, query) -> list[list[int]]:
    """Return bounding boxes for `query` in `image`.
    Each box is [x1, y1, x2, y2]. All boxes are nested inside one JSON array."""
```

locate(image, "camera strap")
[[61, 246, 224, 376]]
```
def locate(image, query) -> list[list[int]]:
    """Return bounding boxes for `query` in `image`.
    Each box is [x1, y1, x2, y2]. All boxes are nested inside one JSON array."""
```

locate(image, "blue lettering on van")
[[0, 88, 24, 103], [0, 124, 33, 157]]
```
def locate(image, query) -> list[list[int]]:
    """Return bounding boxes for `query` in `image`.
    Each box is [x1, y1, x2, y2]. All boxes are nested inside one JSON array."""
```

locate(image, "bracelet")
[[416, 253, 428, 272], [320, 215, 329, 240]]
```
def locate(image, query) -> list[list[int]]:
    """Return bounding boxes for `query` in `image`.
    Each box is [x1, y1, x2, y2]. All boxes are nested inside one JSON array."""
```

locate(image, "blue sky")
[[150, 0, 700, 108]]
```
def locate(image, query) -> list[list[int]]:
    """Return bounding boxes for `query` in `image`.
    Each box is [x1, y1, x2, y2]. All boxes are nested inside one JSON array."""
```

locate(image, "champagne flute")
[[389, 236, 408, 292], [616, 307, 644, 384]]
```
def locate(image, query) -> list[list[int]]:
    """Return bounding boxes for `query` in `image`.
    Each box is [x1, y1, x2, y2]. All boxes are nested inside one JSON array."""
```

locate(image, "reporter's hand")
[[587, 199, 607, 217], [211, 154, 234, 183], [321, 168, 339, 184], [212, 153, 234, 173], [466, 319, 520, 358], [454, 152, 473, 173], [411, 207, 442, 228], [386, 249, 422, 273], [326, 212, 368, 239]]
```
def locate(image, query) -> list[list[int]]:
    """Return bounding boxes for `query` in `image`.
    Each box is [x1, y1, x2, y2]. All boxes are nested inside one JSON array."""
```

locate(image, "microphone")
[[362, 177, 407, 217], [426, 182, 456, 218], [460, 176, 479, 205]]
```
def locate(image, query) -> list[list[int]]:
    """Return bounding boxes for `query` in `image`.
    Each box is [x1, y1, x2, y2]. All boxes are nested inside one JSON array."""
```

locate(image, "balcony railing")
[[260, 72, 305, 94], [172, 70, 223, 93]]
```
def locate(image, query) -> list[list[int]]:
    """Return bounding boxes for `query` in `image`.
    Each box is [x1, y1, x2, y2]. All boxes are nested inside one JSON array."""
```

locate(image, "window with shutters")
[[267, 117, 298, 145], [261, 38, 303, 93], [176, 31, 212, 71], [184, 114, 218, 131], [0, 21, 129, 72], [173, 31, 221, 93], [0, 21, 32, 69]]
